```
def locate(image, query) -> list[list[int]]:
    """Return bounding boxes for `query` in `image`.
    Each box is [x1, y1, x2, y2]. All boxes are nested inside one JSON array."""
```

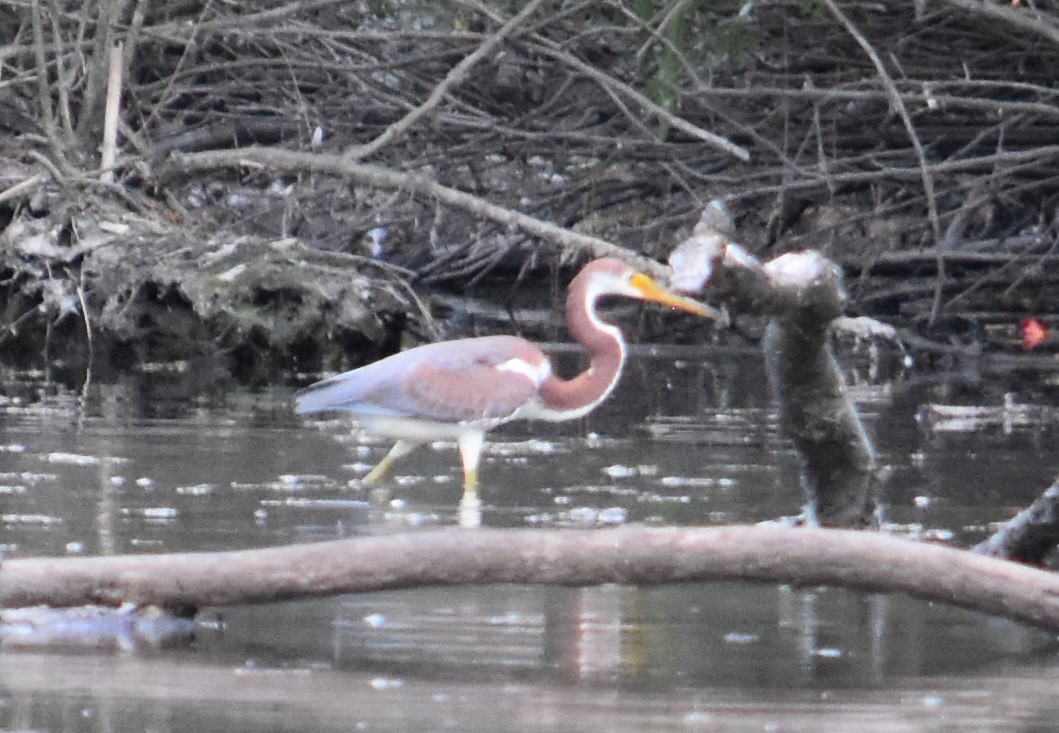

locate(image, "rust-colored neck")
[[536, 266, 625, 419]]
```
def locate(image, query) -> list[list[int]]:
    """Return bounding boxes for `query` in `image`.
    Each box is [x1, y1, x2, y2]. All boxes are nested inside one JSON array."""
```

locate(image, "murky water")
[[2, 348, 1059, 732]]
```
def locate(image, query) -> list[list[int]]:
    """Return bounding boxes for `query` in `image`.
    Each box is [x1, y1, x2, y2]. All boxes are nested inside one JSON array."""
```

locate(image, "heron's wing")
[[296, 336, 549, 424], [295, 359, 399, 415], [398, 337, 548, 423]]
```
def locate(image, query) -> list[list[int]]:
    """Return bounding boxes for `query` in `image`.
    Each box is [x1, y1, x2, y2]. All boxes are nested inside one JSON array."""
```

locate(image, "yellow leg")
[[457, 431, 485, 499], [463, 465, 479, 497], [457, 431, 485, 528], [362, 439, 418, 486]]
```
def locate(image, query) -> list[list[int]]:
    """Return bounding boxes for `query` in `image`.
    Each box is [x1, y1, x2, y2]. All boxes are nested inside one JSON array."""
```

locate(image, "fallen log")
[[4, 525, 1059, 632]]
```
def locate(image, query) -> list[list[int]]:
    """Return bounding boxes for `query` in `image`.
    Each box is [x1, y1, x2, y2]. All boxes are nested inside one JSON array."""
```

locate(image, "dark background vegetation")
[[1, 0, 1057, 377]]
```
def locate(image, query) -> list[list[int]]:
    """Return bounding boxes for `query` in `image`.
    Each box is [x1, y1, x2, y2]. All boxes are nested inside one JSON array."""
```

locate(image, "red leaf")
[[1020, 317, 1048, 351]]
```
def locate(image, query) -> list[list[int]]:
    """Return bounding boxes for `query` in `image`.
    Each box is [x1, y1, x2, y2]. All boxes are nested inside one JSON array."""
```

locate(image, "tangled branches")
[[2, 0, 1059, 321]]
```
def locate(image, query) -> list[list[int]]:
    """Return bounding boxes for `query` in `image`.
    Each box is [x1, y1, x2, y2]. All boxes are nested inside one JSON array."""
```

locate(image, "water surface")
[[1, 348, 1058, 731]]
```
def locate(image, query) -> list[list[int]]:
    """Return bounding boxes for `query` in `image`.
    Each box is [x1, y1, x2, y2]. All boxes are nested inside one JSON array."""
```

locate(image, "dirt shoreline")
[[0, 171, 1047, 385]]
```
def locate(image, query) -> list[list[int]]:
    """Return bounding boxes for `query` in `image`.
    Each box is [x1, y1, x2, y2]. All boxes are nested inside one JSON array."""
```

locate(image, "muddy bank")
[[0, 186, 417, 381], [0, 163, 1046, 385]]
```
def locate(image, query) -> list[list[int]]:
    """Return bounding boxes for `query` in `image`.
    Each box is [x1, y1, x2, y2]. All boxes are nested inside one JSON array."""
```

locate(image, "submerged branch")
[[4, 526, 1059, 632], [976, 479, 1059, 564]]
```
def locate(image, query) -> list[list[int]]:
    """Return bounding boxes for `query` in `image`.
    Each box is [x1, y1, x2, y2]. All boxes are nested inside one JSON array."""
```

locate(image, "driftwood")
[[668, 204, 877, 526], [4, 526, 1059, 632], [668, 203, 1059, 556]]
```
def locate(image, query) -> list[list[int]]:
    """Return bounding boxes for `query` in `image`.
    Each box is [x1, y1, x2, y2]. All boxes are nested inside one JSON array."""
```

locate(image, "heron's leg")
[[362, 439, 419, 485], [457, 431, 485, 528], [456, 431, 486, 498]]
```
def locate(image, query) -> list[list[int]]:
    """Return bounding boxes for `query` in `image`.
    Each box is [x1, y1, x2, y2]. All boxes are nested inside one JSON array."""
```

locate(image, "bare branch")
[[458, 0, 750, 162], [120, 0, 149, 78], [166, 146, 669, 277], [817, 0, 944, 319], [529, 41, 750, 162], [0, 174, 47, 205], [4, 526, 1059, 633], [74, 0, 117, 140], [29, 0, 70, 173], [99, 43, 123, 183], [938, 0, 1059, 47], [47, 0, 76, 145], [344, 0, 548, 161]]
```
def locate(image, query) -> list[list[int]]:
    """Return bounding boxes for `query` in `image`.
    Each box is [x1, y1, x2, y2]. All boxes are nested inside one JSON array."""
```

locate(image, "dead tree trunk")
[[668, 203, 877, 526]]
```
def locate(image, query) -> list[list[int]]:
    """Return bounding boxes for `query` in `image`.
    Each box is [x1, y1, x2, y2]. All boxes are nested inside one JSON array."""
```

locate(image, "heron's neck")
[[536, 274, 625, 419]]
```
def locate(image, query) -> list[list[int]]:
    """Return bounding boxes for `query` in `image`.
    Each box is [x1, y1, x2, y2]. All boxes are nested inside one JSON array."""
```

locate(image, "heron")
[[296, 257, 723, 521]]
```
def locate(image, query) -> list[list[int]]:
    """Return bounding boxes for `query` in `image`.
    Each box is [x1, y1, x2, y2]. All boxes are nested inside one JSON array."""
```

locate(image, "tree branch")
[[4, 526, 1059, 632], [976, 478, 1059, 563], [528, 42, 750, 162], [458, 0, 750, 162], [165, 146, 668, 276], [99, 43, 123, 183], [29, 0, 71, 174], [344, 0, 547, 161], [938, 0, 1059, 47], [818, 0, 944, 322]]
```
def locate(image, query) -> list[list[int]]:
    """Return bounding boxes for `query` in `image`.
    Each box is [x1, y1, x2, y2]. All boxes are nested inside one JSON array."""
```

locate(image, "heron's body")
[[297, 335, 559, 428], [296, 258, 721, 518]]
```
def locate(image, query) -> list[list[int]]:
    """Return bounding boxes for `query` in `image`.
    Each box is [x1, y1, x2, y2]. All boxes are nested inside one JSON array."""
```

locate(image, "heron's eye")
[[627, 272, 650, 291]]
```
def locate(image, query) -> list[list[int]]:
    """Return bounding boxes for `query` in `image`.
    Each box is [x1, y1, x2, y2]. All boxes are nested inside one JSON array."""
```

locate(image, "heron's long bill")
[[629, 272, 728, 325]]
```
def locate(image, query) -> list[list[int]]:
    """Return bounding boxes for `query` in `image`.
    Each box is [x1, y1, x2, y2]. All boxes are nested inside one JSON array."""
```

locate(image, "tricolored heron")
[[296, 257, 722, 520]]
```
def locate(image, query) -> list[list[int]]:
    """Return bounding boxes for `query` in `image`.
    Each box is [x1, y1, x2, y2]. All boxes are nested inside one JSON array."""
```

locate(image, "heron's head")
[[577, 257, 726, 322]]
